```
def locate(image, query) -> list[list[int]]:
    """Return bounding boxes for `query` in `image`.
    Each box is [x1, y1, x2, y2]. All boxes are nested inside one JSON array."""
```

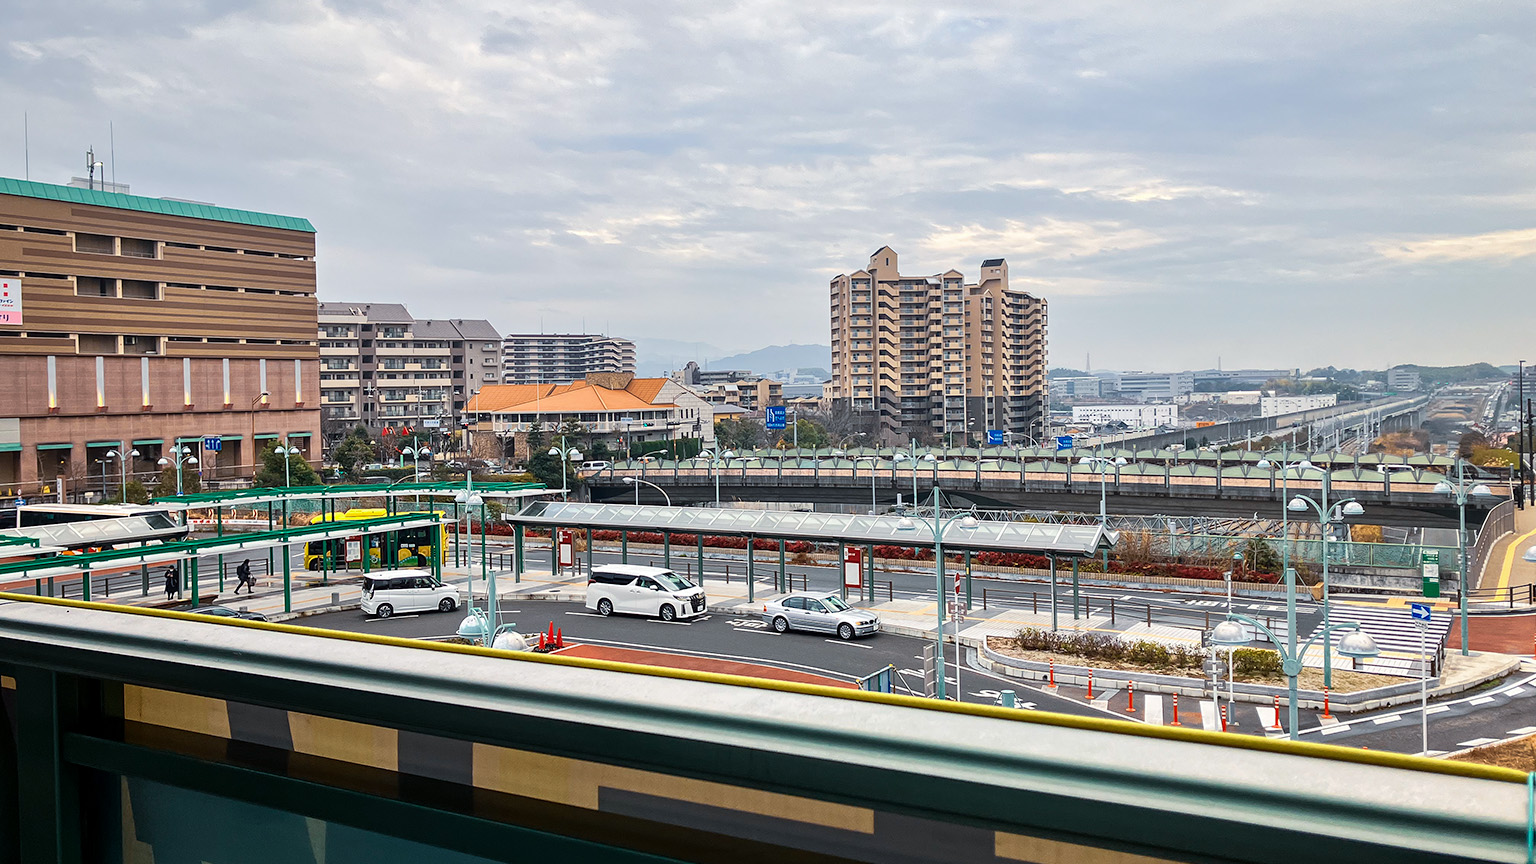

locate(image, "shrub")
[[1126, 641, 1173, 669], [1231, 647, 1284, 679]]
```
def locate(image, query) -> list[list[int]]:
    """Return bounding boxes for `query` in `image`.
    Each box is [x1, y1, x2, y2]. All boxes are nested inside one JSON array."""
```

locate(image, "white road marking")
[[1320, 723, 1353, 735], [823, 639, 872, 649], [1426, 705, 1451, 715], [1507, 726, 1536, 735], [1456, 737, 1498, 748], [1144, 694, 1164, 726], [365, 614, 418, 622], [1468, 696, 1495, 706], [1497, 686, 1526, 696], [1372, 714, 1402, 725], [646, 619, 693, 625], [564, 611, 606, 618], [1422, 749, 1447, 757]]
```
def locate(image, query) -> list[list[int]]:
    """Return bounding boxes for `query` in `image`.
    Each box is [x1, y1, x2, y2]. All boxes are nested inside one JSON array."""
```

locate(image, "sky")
[[2, 1, 1533, 372]]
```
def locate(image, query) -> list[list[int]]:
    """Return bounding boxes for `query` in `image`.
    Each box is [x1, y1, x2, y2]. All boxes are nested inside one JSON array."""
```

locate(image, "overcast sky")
[[3, 1, 1532, 371]]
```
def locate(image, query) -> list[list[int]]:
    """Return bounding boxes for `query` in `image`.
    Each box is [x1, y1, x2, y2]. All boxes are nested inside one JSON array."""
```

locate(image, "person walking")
[[235, 559, 253, 595], [163, 564, 180, 601]]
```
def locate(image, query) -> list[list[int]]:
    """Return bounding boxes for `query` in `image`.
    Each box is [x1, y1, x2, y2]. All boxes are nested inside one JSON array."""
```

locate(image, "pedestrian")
[[163, 564, 179, 601], [235, 559, 253, 595]]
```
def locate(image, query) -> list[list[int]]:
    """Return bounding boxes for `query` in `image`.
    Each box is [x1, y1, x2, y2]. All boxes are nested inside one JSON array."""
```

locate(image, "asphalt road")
[[299, 602, 1120, 717]]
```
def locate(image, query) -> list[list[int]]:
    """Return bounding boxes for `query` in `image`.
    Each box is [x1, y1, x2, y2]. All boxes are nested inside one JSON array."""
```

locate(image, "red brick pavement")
[[1448, 613, 1536, 656], [552, 643, 857, 688]]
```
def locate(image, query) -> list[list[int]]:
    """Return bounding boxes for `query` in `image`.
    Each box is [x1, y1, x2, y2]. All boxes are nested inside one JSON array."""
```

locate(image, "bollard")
[[1269, 695, 1283, 731], [1146, 604, 1151, 626], [1169, 692, 1182, 726], [1322, 687, 1332, 720], [1087, 670, 1095, 700], [332, 592, 340, 606], [1126, 681, 1136, 713], [1047, 659, 1056, 689], [1000, 689, 1016, 709], [1109, 597, 1115, 624], [1033, 593, 1037, 614], [1220, 704, 1228, 732]]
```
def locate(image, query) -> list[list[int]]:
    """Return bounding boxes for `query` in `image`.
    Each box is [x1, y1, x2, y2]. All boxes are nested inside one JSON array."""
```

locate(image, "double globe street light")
[[1285, 471, 1365, 689], [898, 512, 978, 701], [1433, 459, 1494, 656], [103, 448, 139, 501], [696, 449, 737, 507], [548, 439, 583, 501], [157, 445, 198, 496]]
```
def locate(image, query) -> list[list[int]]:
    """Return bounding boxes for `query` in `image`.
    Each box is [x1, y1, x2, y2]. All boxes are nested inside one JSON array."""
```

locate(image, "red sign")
[[842, 546, 862, 588], [558, 529, 574, 567]]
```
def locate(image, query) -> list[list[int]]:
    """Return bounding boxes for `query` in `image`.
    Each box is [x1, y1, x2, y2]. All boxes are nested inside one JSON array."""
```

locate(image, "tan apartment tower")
[[828, 247, 1047, 443], [0, 176, 320, 496]]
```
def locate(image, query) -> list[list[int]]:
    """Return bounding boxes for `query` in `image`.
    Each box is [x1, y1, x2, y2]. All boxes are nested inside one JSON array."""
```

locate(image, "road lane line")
[[1456, 737, 1498, 748], [1372, 714, 1402, 725], [822, 639, 872, 649], [1507, 726, 1536, 735], [1468, 696, 1495, 706]]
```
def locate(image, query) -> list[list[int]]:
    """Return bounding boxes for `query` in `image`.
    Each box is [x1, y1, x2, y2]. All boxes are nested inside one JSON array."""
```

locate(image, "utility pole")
[[1519, 361, 1526, 509]]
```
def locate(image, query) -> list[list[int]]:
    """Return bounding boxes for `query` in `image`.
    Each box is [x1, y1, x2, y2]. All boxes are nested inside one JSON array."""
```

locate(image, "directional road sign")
[[1055, 435, 1074, 451], [765, 406, 787, 430], [986, 429, 1004, 446], [1409, 602, 1432, 622], [203, 437, 222, 452]]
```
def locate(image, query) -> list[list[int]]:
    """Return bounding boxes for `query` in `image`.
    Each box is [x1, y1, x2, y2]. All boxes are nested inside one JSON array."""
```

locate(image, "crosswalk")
[[1300, 602, 1448, 677]]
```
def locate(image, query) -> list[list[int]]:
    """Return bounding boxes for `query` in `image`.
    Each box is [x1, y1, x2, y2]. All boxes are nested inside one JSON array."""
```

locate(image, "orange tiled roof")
[[466, 378, 677, 414]]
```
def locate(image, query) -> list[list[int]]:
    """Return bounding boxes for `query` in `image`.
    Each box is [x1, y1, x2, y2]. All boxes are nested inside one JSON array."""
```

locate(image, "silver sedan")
[[761, 592, 880, 640]]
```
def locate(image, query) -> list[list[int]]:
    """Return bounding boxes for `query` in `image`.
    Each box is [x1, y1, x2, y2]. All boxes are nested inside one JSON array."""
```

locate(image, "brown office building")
[[0, 177, 320, 495], [828, 247, 1047, 443]]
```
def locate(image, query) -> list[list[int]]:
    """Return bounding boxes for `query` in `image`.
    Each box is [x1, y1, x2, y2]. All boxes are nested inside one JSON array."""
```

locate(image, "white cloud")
[[1375, 228, 1536, 263]]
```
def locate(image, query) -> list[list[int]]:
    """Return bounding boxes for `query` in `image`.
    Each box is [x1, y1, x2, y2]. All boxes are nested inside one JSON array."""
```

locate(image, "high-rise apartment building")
[[828, 247, 1046, 442], [0, 176, 320, 492], [501, 334, 636, 385], [317, 303, 500, 446]]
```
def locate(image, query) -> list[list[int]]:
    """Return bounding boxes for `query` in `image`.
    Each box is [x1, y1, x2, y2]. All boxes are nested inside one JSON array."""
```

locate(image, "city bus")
[[303, 508, 449, 571], [15, 503, 176, 529]]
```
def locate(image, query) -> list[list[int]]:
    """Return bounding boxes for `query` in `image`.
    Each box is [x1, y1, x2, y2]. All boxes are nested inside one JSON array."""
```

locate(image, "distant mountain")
[[633, 337, 724, 377], [708, 344, 832, 377]]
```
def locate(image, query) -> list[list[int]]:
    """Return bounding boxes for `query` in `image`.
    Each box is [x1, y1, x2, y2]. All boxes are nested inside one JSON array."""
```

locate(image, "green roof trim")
[[0, 176, 316, 234], [36, 443, 72, 451], [131, 439, 163, 445], [86, 441, 120, 447], [0, 443, 20, 453]]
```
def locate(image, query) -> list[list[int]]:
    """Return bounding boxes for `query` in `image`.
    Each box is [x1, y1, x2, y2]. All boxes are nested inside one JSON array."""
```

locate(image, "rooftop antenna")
[[86, 146, 97, 191]]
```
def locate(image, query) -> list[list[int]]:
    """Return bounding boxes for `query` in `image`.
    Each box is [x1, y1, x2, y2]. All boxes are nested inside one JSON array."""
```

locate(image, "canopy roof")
[[510, 502, 1116, 556]]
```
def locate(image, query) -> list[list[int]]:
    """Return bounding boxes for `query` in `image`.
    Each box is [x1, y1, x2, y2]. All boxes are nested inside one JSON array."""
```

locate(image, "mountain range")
[[635, 341, 831, 378]]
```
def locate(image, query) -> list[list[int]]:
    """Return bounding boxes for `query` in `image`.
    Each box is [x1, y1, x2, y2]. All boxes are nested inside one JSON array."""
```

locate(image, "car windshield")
[[820, 596, 851, 612], [656, 572, 693, 591]]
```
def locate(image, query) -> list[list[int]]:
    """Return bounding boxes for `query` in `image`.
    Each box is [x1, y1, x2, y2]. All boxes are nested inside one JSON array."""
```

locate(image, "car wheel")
[[307, 560, 320, 571], [660, 604, 676, 622], [838, 623, 855, 641], [376, 604, 393, 619], [439, 597, 456, 613], [597, 598, 613, 617], [772, 616, 789, 633]]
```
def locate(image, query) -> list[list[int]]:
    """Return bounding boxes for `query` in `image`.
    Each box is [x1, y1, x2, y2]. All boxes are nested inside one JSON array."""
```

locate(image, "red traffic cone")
[[555, 627, 564, 649]]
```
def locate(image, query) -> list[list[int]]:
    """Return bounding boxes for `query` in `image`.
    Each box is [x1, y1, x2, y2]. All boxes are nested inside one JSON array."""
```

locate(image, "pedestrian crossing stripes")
[[1299, 601, 1448, 677]]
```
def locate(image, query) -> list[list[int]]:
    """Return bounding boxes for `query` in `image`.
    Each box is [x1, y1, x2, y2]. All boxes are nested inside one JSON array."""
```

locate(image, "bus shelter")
[[504, 501, 1116, 610]]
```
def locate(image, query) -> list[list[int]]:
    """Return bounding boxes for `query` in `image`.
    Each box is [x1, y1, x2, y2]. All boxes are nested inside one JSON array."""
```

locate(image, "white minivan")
[[585, 564, 706, 622], [361, 570, 460, 619]]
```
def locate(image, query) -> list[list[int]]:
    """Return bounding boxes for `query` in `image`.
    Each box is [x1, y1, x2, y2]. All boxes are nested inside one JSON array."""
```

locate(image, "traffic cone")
[[555, 627, 564, 649], [1169, 692, 1182, 726], [537, 631, 546, 650]]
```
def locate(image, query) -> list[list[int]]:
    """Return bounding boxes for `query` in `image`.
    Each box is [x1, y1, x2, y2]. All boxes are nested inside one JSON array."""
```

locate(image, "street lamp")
[[454, 484, 499, 646], [1434, 459, 1495, 656], [853, 454, 881, 514], [1077, 455, 1128, 525], [697, 449, 737, 507], [548, 437, 583, 501], [898, 512, 978, 700], [623, 476, 671, 506], [401, 445, 432, 482], [157, 445, 198, 496], [1210, 600, 1379, 740], [273, 445, 304, 488], [1287, 468, 1365, 688], [104, 448, 140, 501]]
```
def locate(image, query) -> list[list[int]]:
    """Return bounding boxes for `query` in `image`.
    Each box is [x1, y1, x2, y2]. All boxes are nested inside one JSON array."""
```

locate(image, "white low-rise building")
[[1260, 394, 1338, 417], [1071, 404, 1178, 428]]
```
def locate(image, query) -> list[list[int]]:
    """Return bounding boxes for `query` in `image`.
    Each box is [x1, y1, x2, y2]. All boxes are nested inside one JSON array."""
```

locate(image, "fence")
[[1467, 500, 1516, 590]]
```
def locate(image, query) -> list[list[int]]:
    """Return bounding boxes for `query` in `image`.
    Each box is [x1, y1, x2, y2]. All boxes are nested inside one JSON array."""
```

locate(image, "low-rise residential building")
[[700, 378, 782, 411], [1386, 366, 1421, 392], [464, 372, 714, 462], [1071, 404, 1178, 428], [502, 334, 636, 385], [1260, 393, 1338, 417]]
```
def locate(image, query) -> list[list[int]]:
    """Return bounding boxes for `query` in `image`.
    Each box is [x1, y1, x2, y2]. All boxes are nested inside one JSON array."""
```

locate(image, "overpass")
[[591, 449, 1501, 528], [1085, 394, 1429, 450], [0, 595, 1530, 863]]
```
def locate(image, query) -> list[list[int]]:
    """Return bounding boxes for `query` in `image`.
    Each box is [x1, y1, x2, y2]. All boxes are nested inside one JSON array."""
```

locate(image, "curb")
[[269, 601, 361, 623]]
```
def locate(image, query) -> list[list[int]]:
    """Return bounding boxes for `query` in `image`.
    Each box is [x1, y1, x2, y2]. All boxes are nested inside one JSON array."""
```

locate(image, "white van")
[[585, 564, 706, 622], [579, 460, 612, 473], [361, 570, 460, 619]]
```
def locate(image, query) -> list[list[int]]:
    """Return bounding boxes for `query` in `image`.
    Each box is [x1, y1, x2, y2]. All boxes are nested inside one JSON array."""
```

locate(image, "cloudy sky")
[[3, 1, 1532, 371]]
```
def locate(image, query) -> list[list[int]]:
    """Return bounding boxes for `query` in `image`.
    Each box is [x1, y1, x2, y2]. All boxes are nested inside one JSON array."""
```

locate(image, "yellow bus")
[[303, 508, 449, 571]]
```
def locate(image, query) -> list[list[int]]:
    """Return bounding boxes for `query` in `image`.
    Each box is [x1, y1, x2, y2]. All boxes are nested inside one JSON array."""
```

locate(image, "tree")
[[714, 417, 766, 451], [1457, 430, 1490, 459], [153, 465, 201, 497], [253, 441, 323, 488], [526, 420, 546, 456], [114, 480, 151, 504], [780, 418, 829, 449], [331, 425, 377, 482]]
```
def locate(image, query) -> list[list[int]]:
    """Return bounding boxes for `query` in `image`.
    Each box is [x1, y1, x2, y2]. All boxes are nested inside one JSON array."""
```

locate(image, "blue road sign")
[[1410, 602, 1432, 622], [203, 436, 222, 452], [1055, 435, 1075, 451], [986, 430, 1004, 446], [765, 406, 787, 430]]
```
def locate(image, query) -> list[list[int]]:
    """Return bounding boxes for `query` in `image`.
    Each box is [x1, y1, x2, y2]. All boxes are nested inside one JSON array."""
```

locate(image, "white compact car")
[[361, 570, 460, 619], [585, 564, 706, 621]]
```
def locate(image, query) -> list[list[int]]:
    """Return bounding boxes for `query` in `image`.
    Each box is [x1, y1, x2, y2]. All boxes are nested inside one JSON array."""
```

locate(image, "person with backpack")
[[234, 559, 254, 594]]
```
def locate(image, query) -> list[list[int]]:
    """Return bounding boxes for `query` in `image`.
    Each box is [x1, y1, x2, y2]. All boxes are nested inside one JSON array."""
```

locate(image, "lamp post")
[[1434, 458, 1494, 656], [455, 484, 494, 646], [1287, 471, 1365, 688], [401, 445, 432, 483], [104, 448, 139, 501], [623, 476, 671, 506], [157, 445, 198, 496], [699, 449, 737, 507], [852, 454, 880, 514], [1209, 593, 1380, 740], [898, 512, 978, 701], [1256, 443, 1300, 588], [1077, 454, 1128, 525], [548, 437, 583, 501], [274, 445, 304, 488]]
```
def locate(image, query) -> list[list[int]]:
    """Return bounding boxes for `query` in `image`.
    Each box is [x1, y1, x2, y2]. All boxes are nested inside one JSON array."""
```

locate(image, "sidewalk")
[[1478, 504, 1536, 592]]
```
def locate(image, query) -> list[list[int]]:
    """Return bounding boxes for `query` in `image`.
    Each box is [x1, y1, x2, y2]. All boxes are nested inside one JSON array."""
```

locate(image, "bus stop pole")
[[550, 526, 558, 576], [82, 566, 91, 603], [217, 506, 226, 592], [778, 539, 786, 593], [747, 533, 754, 603], [964, 550, 973, 610], [663, 530, 671, 570], [620, 530, 628, 564], [283, 537, 292, 613], [868, 543, 876, 603], [513, 523, 523, 584], [189, 557, 199, 606], [696, 533, 704, 581]]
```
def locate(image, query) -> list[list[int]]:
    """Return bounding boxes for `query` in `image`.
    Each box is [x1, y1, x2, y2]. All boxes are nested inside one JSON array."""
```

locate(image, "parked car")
[[761, 592, 880, 640], [188, 605, 269, 622], [361, 570, 460, 619], [579, 460, 612, 473], [585, 564, 706, 621]]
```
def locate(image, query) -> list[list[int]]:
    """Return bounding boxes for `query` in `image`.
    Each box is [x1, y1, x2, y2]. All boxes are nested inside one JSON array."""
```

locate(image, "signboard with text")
[[843, 546, 862, 588], [203, 437, 222, 452], [765, 406, 787, 430], [986, 430, 1004, 446], [1420, 550, 1440, 598], [0, 279, 21, 326]]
